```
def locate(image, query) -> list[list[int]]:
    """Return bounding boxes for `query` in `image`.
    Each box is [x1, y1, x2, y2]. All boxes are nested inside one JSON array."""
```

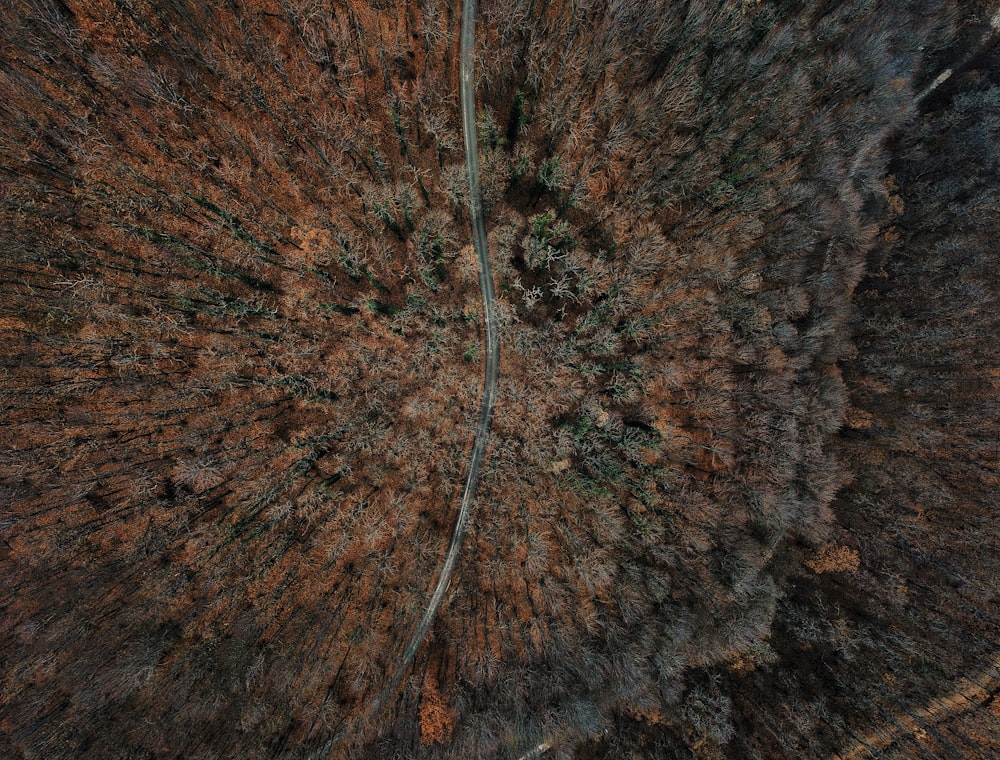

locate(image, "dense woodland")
[[1, 1, 997, 758]]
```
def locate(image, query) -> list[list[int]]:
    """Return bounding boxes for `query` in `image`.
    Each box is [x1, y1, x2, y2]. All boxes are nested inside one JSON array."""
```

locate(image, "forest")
[[1, 0, 997, 758]]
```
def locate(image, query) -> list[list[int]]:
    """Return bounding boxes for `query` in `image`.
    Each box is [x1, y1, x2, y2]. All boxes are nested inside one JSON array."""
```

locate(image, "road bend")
[[352, 0, 499, 737]]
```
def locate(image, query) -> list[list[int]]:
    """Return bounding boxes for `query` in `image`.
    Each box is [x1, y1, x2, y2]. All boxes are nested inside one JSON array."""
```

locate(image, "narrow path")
[[392, 0, 499, 680], [356, 0, 499, 735]]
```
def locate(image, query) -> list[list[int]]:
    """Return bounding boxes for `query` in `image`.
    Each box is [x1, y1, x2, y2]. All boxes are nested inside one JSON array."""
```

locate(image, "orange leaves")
[[289, 226, 336, 269], [0, 317, 29, 334], [418, 670, 456, 746], [805, 544, 861, 574]]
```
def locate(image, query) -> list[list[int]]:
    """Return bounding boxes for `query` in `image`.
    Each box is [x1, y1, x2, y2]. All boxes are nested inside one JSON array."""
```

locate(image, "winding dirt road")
[[393, 0, 499, 679], [359, 0, 499, 732]]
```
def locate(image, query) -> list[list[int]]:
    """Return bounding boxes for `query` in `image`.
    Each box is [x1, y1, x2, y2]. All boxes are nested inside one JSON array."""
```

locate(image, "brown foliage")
[[1, 0, 997, 758], [418, 671, 455, 746], [804, 544, 861, 574]]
